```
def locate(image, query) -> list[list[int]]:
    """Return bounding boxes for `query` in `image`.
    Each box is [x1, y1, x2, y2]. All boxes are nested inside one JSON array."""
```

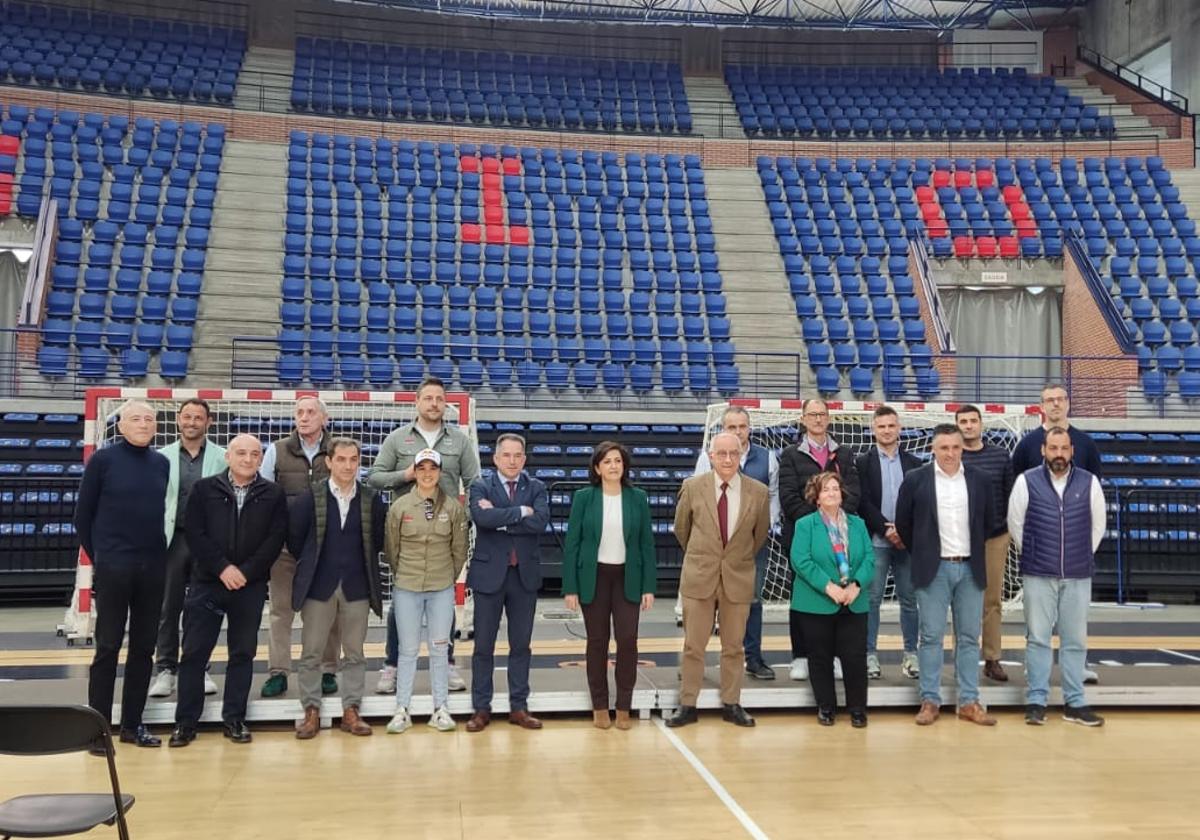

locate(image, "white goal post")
[[60, 386, 478, 643], [699, 398, 1040, 610]]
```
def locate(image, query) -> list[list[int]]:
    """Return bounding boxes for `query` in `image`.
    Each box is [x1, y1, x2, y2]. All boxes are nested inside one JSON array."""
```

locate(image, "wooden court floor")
[[4, 710, 1198, 840]]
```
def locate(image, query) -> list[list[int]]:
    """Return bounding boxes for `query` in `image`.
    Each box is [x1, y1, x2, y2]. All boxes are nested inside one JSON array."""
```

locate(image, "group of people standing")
[[76, 380, 1106, 747]]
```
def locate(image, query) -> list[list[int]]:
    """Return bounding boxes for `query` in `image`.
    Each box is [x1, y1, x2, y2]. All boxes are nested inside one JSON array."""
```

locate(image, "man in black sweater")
[[75, 400, 170, 750], [169, 434, 288, 748], [957, 405, 1016, 683], [1011, 384, 1103, 477]]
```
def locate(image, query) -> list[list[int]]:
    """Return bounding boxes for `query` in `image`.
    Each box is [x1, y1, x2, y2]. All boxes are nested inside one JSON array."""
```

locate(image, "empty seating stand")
[[728, 65, 1114, 141], [761, 153, 1200, 398], [4, 106, 227, 381], [276, 133, 736, 395], [290, 39, 693, 135], [0, 2, 245, 103]]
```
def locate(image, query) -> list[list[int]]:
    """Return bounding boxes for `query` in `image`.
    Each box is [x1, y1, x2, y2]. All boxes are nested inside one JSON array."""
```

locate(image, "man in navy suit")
[[895, 424, 996, 728], [465, 433, 551, 732]]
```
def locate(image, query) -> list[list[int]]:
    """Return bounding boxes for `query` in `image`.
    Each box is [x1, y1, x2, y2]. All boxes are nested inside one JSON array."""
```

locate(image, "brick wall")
[[3, 82, 1194, 170], [1061, 248, 1139, 417]]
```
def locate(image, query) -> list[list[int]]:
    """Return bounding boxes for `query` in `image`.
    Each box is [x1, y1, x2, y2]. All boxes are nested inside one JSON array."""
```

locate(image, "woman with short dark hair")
[[790, 471, 874, 727], [562, 441, 657, 730]]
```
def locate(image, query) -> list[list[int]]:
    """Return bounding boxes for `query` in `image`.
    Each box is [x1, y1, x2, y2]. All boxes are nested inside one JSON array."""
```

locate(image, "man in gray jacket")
[[368, 377, 480, 693]]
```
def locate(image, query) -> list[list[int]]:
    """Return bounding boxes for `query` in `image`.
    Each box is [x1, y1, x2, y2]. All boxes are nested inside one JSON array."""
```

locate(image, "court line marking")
[[1159, 648, 1200, 663], [655, 718, 770, 840]]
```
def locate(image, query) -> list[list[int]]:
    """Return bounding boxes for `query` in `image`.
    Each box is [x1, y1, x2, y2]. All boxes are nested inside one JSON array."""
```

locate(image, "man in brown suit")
[[667, 431, 771, 728]]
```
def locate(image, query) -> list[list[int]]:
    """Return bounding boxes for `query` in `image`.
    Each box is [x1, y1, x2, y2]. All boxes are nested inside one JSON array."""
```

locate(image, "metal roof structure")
[[341, 0, 1088, 29]]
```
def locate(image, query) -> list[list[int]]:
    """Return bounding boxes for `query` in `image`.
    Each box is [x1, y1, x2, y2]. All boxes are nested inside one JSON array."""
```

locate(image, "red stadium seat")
[[998, 236, 1020, 258], [975, 169, 995, 188], [976, 236, 998, 258], [953, 170, 972, 189], [459, 156, 479, 173], [921, 202, 943, 220], [485, 225, 505, 244], [482, 172, 501, 190], [953, 236, 974, 258], [926, 220, 949, 238], [481, 157, 500, 174], [1016, 219, 1037, 237], [484, 205, 504, 225], [1010, 202, 1031, 221], [1002, 185, 1024, 203], [0, 136, 17, 157], [460, 223, 481, 243], [509, 225, 529, 246], [915, 186, 936, 203], [933, 170, 952, 188], [0, 192, 10, 216], [502, 158, 521, 175]]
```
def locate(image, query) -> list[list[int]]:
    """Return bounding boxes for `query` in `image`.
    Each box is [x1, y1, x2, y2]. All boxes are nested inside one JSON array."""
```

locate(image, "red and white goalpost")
[[700, 398, 1041, 610], [60, 386, 478, 644]]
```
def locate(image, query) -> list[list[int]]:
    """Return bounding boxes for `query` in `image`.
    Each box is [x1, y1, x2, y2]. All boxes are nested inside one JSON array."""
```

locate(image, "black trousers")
[[789, 608, 808, 659], [154, 532, 192, 673], [176, 580, 267, 727], [580, 564, 641, 711], [471, 565, 538, 714], [796, 609, 868, 713], [89, 558, 166, 730]]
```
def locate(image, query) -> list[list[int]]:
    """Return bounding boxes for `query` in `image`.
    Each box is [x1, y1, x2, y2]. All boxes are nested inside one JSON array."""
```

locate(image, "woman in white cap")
[[383, 448, 468, 733]]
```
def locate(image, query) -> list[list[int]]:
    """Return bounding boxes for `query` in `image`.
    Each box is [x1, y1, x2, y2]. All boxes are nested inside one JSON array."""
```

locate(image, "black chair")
[[0, 705, 134, 839]]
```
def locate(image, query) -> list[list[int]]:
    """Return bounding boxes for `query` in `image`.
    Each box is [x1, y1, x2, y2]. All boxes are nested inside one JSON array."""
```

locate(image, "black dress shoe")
[[817, 707, 836, 726], [850, 710, 868, 729], [119, 725, 161, 747], [223, 721, 252, 743], [168, 726, 196, 748], [745, 661, 776, 681], [722, 704, 755, 727], [665, 705, 698, 728]]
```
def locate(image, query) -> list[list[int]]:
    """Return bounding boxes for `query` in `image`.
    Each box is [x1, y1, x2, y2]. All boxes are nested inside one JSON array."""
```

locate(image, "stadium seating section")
[[727, 65, 1116, 140], [0, 1, 245, 103], [758, 154, 1200, 397], [279, 132, 735, 393], [0, 106, 226, 380], [290, 39, 693, 134]]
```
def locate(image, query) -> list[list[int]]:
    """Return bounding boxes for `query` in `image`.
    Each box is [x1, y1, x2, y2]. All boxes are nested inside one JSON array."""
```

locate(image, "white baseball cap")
[[414, 448, 442, 467]]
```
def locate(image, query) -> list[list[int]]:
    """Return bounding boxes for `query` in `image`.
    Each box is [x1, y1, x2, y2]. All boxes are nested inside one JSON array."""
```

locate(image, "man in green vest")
[[259, 396, 339, 698], [149, 398, 226, 699]]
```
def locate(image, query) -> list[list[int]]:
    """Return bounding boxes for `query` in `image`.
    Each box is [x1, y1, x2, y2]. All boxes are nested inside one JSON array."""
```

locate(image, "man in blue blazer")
[[466, 433, 550, 732], [894, 424, 996, 728]]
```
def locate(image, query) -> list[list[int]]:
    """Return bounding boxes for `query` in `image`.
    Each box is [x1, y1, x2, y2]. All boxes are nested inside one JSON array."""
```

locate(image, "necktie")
[[507, 480, 518, 566], [718, 482, 729, 546]]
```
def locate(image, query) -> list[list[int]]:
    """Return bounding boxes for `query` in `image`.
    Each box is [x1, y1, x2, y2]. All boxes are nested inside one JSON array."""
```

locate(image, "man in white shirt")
[[1008, 427, 1107, 728], [895, 424, 996, 727]]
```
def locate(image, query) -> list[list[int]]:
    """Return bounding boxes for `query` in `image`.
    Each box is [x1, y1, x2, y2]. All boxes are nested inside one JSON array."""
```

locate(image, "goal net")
[[700, 399, 1039, 610], [61, 386, 478, 643]]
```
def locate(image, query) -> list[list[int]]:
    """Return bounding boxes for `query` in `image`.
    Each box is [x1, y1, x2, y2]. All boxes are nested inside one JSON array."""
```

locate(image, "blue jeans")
[[1023, 575, 1091, 708], [867, 544, 919, 655], [392, 586, 456, 710], [742, 548, 769, 666], [385, 603, 456, 667], [915, 560, 984, 706]]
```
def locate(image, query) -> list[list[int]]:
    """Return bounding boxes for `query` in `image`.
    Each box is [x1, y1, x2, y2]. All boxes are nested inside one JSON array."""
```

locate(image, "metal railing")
[[1064, 228, 1136, 355], [1113, 487, 1200, 601], [1077, 45, 1189, 115]]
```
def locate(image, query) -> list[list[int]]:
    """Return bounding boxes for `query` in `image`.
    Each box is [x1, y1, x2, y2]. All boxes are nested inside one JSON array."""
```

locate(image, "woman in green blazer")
[[790, 471, 875, 728], [562, 441, 657, 731]]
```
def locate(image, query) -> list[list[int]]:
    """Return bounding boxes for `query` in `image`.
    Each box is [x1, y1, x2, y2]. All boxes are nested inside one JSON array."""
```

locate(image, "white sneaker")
[[203, 673, 218, 695], [901, 652, 920, 679], [385, 707, 412, 734], [1083, 667, 1099, 685], [447, 664, 467, 692], [429, 706, 456, 732], [866, 654, 881, 680], [789, 657, 809, 681], [833, 657, 843, 680], [376, 665, 397, 695], [148, 671, 175, 697]]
